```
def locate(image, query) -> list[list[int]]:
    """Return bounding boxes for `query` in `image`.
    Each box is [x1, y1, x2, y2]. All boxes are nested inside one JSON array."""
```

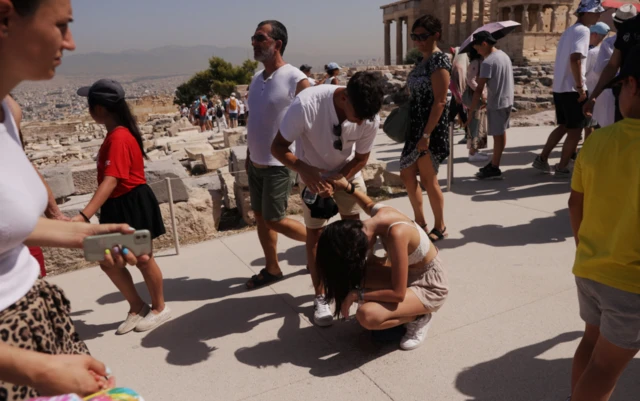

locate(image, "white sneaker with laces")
[[400, 313, 433, 350], [116, 304, 150, 335], [313, 295, 334, 327], [134, 306, 172, 332], [469, 152, 490, 162]]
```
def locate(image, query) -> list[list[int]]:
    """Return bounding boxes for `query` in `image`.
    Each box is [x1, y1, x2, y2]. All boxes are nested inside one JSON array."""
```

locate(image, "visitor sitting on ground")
[[316, 175, 449, 351], [567, 45, 640, 401]]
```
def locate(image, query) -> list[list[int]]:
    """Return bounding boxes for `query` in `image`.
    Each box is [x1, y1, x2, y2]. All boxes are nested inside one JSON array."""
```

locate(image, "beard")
[[254, 45, 276, 63]]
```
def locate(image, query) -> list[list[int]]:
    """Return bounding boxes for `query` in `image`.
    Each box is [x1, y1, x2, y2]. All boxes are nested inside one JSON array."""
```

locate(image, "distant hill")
[[58, 45, 382, 77]]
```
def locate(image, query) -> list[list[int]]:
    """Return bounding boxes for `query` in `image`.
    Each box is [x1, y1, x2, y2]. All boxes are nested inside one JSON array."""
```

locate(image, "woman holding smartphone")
[[72, 79, 171, 334], [0, 0, 150, 398]]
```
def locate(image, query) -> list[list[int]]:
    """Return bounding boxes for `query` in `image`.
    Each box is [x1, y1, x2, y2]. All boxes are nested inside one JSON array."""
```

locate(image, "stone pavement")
[[49, 126, 639, 401]]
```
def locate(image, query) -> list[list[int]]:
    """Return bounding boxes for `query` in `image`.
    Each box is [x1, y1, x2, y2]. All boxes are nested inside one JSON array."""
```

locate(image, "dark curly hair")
[[316, 220, 370, 318], [346, 71, 384, 122], [257, 20, 289, 56], [412, 14, 443, 38], [11, 0, 44, 16]]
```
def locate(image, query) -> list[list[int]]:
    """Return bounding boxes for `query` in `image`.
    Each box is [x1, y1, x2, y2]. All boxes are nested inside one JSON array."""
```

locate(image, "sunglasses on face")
[[333, 124, 343, 151], [410, 32, 432, 41], [251, 34, 270, 43]]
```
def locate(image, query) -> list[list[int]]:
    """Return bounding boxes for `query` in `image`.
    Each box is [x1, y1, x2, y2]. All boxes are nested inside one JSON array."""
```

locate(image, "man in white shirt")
[[584, 22, 610, 137], [244, 20, 310, 291], [533, 0, 603, 178], [272, 71, 384, 326]]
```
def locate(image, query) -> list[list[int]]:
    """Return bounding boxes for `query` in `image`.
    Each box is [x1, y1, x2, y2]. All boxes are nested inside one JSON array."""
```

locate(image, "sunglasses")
[[251, 34, 270, 43], [410, 32, 432, 41], [333, 124, 343, 151]]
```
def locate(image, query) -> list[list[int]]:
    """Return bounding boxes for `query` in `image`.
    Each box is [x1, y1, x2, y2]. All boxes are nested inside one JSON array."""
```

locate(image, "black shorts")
[[553, 92, 589, 129], [99, 184, 166, 239]]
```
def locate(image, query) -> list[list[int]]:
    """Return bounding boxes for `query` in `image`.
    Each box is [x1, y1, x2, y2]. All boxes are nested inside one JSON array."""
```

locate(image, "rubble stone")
[[223, 128, 246, 148], [229, 146, 249, 188], [148, 175, 189, 204], [41, 166, 75, 199], [145, 159, 188, 184], [201, 149, 231, 171]]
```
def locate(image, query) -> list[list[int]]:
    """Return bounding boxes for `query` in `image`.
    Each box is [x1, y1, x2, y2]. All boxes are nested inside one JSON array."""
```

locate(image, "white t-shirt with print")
[[247, 64, 308, 166], [553, 23, 590, 93], [0, 100, 47, 312], [279, 85, 379, 179]]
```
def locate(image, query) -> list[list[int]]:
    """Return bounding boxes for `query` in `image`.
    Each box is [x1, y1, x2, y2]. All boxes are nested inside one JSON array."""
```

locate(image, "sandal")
[[245, 268, 283, 290], [428, 227, 448, 242]]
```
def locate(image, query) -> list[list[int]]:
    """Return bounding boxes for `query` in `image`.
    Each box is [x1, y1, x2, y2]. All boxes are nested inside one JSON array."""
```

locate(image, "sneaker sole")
[[475, 175, 504, 180], [400, 340, 425, 351], [313, 316, 334, 327]]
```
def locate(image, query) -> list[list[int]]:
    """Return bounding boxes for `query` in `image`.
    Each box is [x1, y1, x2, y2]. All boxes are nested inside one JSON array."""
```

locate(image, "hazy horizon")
[[71, 0, 391, 57]]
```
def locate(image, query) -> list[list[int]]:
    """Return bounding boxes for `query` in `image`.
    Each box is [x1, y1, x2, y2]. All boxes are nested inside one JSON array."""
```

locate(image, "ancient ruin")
[[381, 0, 586, 64]]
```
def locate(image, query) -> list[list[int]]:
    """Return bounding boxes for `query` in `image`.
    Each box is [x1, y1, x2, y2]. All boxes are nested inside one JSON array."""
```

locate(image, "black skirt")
[[99, 184, 166, 239]]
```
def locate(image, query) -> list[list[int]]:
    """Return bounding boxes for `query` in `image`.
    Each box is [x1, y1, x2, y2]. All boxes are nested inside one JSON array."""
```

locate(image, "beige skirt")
[[407, 254, 449, 312]]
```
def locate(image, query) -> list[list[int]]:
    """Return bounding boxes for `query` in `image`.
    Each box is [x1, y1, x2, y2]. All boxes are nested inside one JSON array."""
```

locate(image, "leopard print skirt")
[[0, 279, 89, 401]]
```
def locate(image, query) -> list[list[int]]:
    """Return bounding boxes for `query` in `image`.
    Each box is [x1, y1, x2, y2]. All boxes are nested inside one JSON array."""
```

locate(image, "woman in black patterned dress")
[[399, 15, 452, 242]]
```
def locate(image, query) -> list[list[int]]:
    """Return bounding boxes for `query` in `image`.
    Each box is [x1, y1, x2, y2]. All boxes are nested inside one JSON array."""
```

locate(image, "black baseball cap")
[[77, 79, 126, 106], [300, 64, 312, 72], [607, 45, 640, 88], [302, 187, 339, 219], [472, 31, 497, 46]]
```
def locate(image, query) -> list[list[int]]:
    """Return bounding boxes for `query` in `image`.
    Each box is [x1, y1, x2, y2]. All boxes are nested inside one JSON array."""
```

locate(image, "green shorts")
[[248, 161, 294, 222]]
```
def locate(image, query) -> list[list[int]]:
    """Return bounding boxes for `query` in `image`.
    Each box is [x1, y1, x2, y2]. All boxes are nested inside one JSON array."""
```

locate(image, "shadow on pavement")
[[250, 244, 307, 267], [455, 331, 640, 401], [71, 310, 120, 341], [96, 276, 248, 305], [438, 208, 571, 249]]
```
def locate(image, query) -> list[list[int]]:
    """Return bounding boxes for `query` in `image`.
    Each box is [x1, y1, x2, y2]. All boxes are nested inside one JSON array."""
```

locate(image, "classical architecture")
[[381, 0, 587, 64]]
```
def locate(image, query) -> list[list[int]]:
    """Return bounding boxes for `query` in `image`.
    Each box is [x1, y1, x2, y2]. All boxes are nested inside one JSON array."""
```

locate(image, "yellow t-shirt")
[[571, 118, 640, 294]]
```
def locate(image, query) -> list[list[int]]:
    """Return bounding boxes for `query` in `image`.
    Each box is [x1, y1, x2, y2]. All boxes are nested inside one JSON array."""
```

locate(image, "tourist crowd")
[[0, 0, 638, 400]]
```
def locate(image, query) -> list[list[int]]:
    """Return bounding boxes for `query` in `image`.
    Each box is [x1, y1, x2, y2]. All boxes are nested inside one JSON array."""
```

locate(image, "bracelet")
[[79, 211, 90, 223], [346, 183, 356, 195]]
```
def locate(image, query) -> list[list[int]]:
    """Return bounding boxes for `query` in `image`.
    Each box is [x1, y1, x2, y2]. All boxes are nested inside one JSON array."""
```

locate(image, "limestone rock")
[[185, 144, 215, 161], [145, 159, 188, 184], [229, 146, 249, 188], [234, 181, 254, 225], [41, 166, 75, 199], [167, 117, 193, 137], [217, 166, 236, 209], [148, 175, 189, 204], [223, 128, 246, 148], [71, 165, 98, 195], [201, 149, 231, 171]]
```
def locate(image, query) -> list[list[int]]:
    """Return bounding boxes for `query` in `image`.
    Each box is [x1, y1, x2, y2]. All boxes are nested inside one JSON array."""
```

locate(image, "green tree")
[[404, 48, 423, 65], [174, 57, 258, 105]]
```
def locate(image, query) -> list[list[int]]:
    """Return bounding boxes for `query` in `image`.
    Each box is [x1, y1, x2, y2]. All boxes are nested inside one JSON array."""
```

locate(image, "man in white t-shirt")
[[533, 0, 603, 178], [244, 20, 310, 292], [272, 71, 384, 326], [584, 22, 610, 137]]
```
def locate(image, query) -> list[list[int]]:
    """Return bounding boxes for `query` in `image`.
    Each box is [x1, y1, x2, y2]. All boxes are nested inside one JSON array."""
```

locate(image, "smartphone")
[[83, 230, 153, 262]]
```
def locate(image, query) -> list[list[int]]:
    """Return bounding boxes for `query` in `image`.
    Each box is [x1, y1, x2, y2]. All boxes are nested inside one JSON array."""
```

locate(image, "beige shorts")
[[407, 254, 449, 312], [303, 175, 366, 230]]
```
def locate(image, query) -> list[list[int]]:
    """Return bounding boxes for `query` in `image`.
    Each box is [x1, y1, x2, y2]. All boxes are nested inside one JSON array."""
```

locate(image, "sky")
[[70, 0, 391, 57]]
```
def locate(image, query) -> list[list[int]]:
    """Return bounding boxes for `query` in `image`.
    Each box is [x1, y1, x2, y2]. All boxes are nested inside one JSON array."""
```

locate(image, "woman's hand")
[[327, 175, 350, 191], [341, 290, 358, 319], [32, 354, 114, 397], [71, 215, 85, 223], [417, 137, 430, 152], [100, 245, 149, 268]]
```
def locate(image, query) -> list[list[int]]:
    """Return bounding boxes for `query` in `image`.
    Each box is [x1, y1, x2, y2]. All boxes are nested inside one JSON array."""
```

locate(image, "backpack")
[[216, 105, 223, 118], [229, 98, 237, 111], [199, 103, 207, 117]]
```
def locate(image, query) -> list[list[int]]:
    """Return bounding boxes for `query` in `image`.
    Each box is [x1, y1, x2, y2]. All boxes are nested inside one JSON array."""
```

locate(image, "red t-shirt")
[[97, 127, 146, 198]]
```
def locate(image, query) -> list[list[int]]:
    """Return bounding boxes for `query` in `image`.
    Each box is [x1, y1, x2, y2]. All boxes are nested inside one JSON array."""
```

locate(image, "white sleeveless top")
[[371, 204, 431, 265]]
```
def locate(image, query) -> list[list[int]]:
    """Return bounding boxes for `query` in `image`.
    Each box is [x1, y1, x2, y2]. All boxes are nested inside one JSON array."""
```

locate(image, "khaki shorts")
[[576, 277, 640, 350], [303, 175, 366, 230], [407, 254, 449, 311]]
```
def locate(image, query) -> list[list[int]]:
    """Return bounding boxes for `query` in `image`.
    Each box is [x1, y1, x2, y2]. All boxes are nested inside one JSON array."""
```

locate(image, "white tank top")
[[371, 204, 431, 265]]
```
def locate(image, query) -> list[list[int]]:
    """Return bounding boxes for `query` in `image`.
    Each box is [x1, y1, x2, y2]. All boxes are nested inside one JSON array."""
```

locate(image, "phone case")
[[83, 230, 153, 262]]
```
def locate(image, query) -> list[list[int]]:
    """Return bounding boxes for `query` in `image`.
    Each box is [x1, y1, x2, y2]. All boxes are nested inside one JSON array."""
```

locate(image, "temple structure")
[[381, 0, 585, 64]]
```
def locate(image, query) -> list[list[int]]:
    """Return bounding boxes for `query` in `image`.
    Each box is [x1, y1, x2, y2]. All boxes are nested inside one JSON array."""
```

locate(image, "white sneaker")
[[400, 313, 433, 350], [313, 295, 334, 327], [116, 304, 150, 335], [469, 152, 490, 162], [134, 306, 172, 332]]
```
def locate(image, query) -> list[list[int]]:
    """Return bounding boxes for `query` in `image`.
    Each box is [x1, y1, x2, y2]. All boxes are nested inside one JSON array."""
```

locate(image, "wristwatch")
[[346, 183, 355, 194]]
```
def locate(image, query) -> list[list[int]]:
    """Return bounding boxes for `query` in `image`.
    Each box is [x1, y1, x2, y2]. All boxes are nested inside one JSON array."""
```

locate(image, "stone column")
[[384, 20, 391, 65], [479, 0, 486, 28], [538, 7, 545, 32], [466, 0, 474, 40], [523, 5, 530, 31], [442, 1, 451, 46], [407, 15, 416, 54], [566, 7, 572, 29], [396, 18, 404, 65], [550, 6, 558, 32], [455, 0, 463, 44]]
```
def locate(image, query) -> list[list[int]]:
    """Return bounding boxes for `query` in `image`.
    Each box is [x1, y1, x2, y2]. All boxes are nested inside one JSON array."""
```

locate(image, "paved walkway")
[[50, 127, 639, 401]]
